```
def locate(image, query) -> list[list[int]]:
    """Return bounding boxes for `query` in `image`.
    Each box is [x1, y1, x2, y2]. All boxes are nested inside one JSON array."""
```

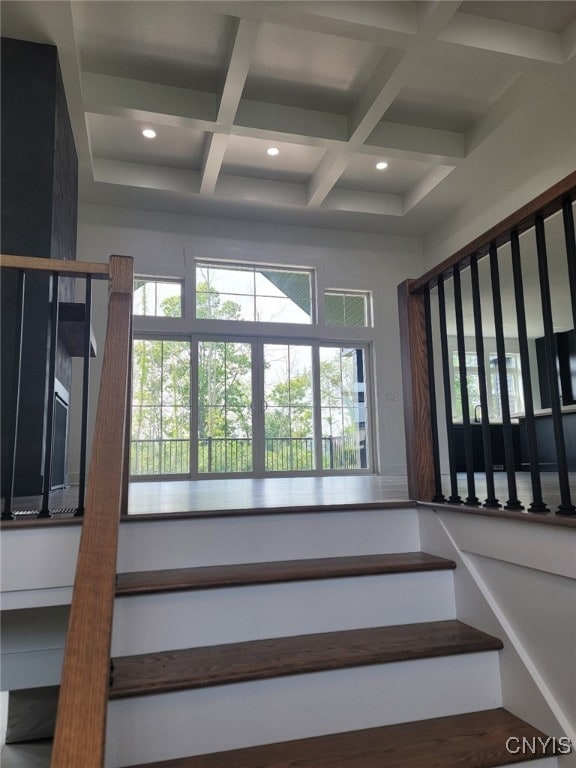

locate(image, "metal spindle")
[[453, 266, 480, 505], [39, 274, 60, 518], [535, 217, 575, 514], [424, 287, 446, 502], [437, 275, 462, 504], [469, 256, 500, 508], [2, 270, 26, 521], [562, 197, 576, 333], [75, 276, 92, 517], [489, 243, 523, 510], [510, 231, 548, 513]]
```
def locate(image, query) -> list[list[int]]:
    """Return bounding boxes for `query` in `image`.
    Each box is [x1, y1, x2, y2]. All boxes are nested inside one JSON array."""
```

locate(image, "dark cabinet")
[[536, 329, 576, 408], [451, 424, 522, 472]]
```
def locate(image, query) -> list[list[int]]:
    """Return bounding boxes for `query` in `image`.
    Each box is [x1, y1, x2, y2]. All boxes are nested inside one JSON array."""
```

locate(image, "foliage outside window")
[[325, 290, 370, 327], [196, 262, 312, 324], [134, 278, 182, 317], [452, 351, 524, 422]]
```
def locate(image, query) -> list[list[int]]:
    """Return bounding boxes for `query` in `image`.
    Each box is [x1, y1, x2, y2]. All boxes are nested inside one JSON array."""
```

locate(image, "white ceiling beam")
[[215, 174, 307, 207], [307, 1, 462, 208], [200, 134, 230, 196], [93, 158, 201, 196], [562, 17, 576, 63], [189, 1, 418, 47], [364, 121, 465, 165], [200, 18, 262, 196], [403, 166, 456, 214], [218, 19, 262, 125], [323, 188, 403, 217], [83, 72, 218, 128], [438, 12, 564, 66], [235, 99, 348, 143]]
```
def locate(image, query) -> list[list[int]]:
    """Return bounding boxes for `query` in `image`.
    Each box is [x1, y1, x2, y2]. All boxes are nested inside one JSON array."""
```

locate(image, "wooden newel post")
[[398, 280, 436, 501], [109, 255, 134, 515]]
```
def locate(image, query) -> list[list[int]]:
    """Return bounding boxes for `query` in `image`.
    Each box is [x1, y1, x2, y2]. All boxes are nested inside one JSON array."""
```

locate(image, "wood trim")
[[398, 280, 436, 502], [0, 253, 109, 278], [410, 170, 576, 294], [51, 256, 133, 768]]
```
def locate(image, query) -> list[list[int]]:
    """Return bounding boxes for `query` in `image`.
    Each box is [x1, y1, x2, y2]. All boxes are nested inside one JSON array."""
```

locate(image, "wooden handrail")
[[50, 255, 133, 768], [0, 253, 110, 278], [409, 170, 576, 294]]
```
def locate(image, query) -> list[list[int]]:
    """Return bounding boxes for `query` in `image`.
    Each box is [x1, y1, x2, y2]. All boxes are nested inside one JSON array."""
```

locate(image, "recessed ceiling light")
[[376, 161, 388, 170], [267, 147, 280, 156], [142, 128, 157, 139]]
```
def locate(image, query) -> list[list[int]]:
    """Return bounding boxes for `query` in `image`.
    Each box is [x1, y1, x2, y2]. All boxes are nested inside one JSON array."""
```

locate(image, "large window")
[[196, 262, 312, 324], [131, 337, 371, 477]]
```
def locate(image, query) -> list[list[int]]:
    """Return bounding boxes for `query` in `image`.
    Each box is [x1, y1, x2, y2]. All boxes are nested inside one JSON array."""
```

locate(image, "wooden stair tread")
[[124, 708, 557, 767], [110, 620, 502, 699], [115, 552, 456, 596]]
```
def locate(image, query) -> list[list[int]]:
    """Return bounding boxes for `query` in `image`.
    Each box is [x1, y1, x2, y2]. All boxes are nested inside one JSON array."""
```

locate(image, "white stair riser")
[[117, 508, 420, 572], [111, 571, 455, 656], [106, 650, 501, 767]]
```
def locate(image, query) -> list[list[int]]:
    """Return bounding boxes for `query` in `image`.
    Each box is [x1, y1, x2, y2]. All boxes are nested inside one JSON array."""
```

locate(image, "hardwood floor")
[[3, 472, 574, 519]]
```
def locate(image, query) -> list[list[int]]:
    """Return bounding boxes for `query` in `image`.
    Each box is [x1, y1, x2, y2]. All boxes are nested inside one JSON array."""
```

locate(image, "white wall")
[[419, 508, 576, 767], [71, 205, 423, 479], [423, 72, 576, 270]]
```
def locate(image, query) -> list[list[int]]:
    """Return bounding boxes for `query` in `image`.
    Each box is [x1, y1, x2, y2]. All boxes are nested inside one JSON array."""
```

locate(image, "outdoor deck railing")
[[130, 435, 364, 475]]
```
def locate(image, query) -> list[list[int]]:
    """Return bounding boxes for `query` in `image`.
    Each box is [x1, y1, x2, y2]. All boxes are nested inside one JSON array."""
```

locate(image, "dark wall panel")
[[1, 38, 78, 497]]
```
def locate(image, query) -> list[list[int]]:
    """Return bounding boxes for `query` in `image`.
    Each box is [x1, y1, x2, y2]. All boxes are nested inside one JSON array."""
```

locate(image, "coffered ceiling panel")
[[1, 0, 574, 235], [87, 114, 207, 170], [336, 155, 433, 195], [243, 22, 384, 114], [462, 1, 576, 33], [385, 53, 521, 132], [222, 136, 326, 183], [74, 1, 233, 91]]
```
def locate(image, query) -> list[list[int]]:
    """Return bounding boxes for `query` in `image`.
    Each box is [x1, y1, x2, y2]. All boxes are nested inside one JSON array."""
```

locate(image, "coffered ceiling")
[[2, 1, 576, 235]]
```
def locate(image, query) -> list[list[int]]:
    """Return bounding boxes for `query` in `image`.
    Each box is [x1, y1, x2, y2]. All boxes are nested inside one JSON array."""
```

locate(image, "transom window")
[[134, 278, 182, 317], [325, 290, 371, 327], [196, 262, 312, 324]]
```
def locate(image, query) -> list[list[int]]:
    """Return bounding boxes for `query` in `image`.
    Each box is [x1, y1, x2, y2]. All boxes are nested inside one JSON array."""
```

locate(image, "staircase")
[[104, 504, 560, 768]]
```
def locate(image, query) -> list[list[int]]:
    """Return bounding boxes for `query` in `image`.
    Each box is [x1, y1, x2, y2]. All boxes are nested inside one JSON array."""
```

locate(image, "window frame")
[[194, 259, 316, 325], [324, 288, 372, 328], [133, 276, 185, 318]]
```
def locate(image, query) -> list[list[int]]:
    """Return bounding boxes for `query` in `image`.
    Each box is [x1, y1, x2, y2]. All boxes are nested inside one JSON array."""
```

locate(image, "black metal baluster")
[[75, 277, 92, 517], [38, 273, 59, 518], [453, 266, 479, 505], [489, 243, 523, 510], [469, 256, 500, 508], [424, 286, 446, 503], [510, 230, 548, 513], [562, 197, 576, 333], [437, 275, 462, 504], [535, 216, 575, 515], [2, 270, 26, 521]]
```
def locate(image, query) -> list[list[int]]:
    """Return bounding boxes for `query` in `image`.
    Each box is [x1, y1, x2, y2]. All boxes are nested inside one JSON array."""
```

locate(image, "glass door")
[[131, 337, 372, 478], [263, 343, 315, 472], [131, 338, 191, 477], [197, 339, 254, 475]]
